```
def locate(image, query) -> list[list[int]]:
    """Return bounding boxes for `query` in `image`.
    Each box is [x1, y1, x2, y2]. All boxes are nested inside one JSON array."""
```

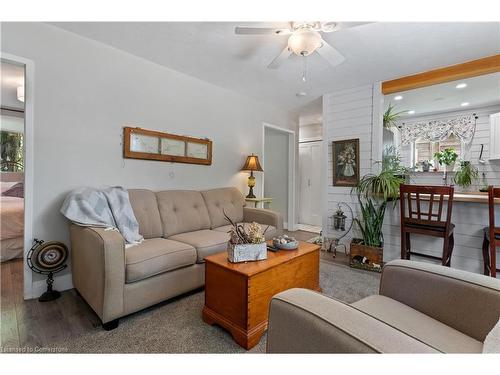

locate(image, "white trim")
[[371, 82, 384, 173], [1, 52, 35, 299], [262, 122, 297, 231], [299, 136, 322, 143]]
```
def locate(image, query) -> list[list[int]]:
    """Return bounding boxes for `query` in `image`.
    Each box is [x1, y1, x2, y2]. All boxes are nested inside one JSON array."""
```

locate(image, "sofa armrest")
[[266, 288, 437, 353], [70, 224, 125, 323], [380, 260, 500, 342], [243, 207, 283, 234]]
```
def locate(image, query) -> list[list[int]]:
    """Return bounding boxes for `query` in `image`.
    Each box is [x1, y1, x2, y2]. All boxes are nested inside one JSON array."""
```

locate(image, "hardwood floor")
[[1, 259, 101, 351], [0, 230, 333, 351]]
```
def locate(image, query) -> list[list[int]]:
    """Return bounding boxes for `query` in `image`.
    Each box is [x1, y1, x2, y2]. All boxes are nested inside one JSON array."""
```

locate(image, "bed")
[[1, 182, 24, 262]]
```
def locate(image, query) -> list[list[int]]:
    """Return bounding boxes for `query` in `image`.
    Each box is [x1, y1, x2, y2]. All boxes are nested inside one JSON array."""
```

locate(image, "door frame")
[[298, 140, 323, 226], [261, 123, 296, 231], [1, 52, 35, 299]]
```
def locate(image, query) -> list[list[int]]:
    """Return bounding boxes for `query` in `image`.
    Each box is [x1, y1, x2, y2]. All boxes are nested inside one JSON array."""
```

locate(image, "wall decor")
[[123, 127, 212, 165], [332, 138, 360, 186]]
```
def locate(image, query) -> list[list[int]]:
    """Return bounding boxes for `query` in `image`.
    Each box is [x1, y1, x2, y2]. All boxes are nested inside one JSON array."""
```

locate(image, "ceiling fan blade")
[[267, 47, 292, 69], [321, 22, 372, 33], [235, 26, 291, 35], [316, 41, 346, 67]]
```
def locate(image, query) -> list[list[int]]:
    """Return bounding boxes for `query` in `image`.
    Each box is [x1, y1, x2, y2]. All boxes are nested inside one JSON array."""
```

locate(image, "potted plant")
[[434, 148, 458, 172], [350, 147, 408, 272], [454, 160, 479, 190], [383, 103, 407, 129], [224, 211, 269, 263]]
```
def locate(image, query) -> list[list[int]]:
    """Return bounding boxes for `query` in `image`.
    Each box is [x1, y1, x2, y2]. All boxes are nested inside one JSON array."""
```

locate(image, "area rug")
[[57, 260, 380, 353]]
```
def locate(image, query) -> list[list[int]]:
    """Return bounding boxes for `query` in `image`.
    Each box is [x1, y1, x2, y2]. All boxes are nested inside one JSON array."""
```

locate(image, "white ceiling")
[[49, 22, 500, 116], [385, 72, 500, 118], [1, 61, 24, 111]]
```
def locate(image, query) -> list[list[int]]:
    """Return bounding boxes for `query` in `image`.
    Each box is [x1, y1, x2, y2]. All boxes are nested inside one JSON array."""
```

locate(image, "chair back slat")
[[399, 184, 454, 228], [428, 193, 434, 220], [437, 194, 444, 221], [416, 193, 421, 220]]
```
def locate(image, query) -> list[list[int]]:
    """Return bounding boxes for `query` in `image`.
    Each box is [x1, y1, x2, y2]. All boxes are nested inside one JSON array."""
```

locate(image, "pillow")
[[483, 317, 500, 353], [2, 182, 24, 198]]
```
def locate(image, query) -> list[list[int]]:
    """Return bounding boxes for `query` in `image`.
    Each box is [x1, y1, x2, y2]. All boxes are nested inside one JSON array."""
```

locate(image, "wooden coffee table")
[[202, 241, 320, 349]]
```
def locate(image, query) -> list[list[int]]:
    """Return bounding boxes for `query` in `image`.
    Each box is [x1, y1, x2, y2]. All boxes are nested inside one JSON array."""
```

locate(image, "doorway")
[[1, 59, 25, 290], [262, 123, 295, 230], [1, 53, 34, 299], [298, 141, 322, 228]]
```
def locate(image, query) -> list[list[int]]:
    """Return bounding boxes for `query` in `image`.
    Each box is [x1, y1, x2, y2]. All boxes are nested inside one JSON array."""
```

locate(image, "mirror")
[[383, 72, 500, 173]]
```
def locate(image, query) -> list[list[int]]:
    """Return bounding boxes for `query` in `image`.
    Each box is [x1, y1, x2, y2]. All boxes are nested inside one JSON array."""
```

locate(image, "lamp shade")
[[241, 154, 263, 172]]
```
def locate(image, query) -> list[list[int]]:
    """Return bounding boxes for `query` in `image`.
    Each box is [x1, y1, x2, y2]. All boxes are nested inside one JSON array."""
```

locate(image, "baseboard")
[[31, 273, 73, 299]]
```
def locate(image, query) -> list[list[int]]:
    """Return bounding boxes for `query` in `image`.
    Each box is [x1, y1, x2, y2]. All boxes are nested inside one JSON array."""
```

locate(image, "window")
[[413, 134, 461, 171], [1, 130, 24, 172]]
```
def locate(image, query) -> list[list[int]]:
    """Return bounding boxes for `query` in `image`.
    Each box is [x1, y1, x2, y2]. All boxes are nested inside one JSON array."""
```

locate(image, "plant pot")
[[349, 238, 383, 273], [445, 161, 456, 172], [227, 242, 267, 263]]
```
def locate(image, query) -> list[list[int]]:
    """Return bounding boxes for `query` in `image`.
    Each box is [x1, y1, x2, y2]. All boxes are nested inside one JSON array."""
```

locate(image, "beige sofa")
[[70, 187, 282, 330], [267, 260, 500, 353]]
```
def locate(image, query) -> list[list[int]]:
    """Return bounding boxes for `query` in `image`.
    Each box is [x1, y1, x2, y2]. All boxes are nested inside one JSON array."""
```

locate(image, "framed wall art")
[[332, 138, 360, 186], [123, 127, 212, 165]]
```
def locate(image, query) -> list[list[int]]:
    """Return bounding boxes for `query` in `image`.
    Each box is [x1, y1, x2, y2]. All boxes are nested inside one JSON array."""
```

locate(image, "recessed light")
[[456, 83, 467, 89], [296, 91, 307, 97], [461, 102, 469, 107], [394, 95, 403, 101], [407, 110, 415, 115]]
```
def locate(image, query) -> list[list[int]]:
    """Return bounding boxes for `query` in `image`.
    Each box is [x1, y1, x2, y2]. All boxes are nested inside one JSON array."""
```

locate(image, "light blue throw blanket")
[[60, 186, 143, 244]]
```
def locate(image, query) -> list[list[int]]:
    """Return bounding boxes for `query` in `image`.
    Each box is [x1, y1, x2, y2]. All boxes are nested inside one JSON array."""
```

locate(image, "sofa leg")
[[102, 319, 119, 331]]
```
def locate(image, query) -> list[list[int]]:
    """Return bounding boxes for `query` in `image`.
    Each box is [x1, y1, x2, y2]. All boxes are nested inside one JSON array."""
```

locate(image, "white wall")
[[264, 127, 289, 221], [1, 114, 24, 133], [299, 123, 322, 141], [1, 22, 297, 295], [323, 84, 500, 275]]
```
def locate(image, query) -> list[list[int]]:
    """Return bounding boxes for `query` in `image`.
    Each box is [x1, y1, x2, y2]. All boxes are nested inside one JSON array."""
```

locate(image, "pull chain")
[[302, 54, 307, 83]]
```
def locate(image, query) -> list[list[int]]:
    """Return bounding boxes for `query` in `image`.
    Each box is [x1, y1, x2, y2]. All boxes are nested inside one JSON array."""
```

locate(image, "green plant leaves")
[[434, 148, 458, 166], [454, 160, 479, 188]]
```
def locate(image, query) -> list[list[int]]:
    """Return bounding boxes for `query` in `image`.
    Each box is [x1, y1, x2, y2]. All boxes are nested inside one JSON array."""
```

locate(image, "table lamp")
[[241, 154, 263, 199]]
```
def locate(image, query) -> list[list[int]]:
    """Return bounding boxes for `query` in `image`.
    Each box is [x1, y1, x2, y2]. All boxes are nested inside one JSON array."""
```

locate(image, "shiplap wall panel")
[[323, 85, 500, 275], [323, 85, 374, 245]]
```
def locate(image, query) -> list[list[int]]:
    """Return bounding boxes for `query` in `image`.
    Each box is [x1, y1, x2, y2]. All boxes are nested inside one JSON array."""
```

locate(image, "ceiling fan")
[[235, 21, 364, 69]]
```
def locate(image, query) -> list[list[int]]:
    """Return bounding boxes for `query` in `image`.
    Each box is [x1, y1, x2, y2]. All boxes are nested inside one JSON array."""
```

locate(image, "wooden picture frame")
[[123, 127, 212, 165], [332, 138, 360, 187]]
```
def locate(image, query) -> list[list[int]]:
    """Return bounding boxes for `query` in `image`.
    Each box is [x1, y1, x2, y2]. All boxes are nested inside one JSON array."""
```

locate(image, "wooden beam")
[[382, 54, 500, 95]]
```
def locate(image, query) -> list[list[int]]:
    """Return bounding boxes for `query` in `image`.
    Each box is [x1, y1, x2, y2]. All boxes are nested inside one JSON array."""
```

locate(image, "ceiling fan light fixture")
[[320, 21, 338, 32], [288, 29, 322, 56]]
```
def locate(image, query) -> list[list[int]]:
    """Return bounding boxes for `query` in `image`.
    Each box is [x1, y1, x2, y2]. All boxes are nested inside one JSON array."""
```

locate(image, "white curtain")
[[399, 114, 476, 158]]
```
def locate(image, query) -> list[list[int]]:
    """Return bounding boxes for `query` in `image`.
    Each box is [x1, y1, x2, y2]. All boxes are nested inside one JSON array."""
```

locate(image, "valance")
[[400, 114, 476, 147]]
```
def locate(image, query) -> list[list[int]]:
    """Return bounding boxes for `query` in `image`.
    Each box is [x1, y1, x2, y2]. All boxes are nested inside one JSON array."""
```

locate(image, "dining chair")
[[399, 184, 455, 266], [481, 186, 500, 277]]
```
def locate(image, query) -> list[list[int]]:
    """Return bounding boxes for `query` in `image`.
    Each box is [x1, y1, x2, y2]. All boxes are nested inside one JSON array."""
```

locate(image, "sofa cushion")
[[156, 190, 211, 237], [125, 238, 196, 283], [483, 318, 500, 353], [201, 187, 245, 228], [352, 295, 483, 353], [169, 229, 229, 263], [214, 223, 276, 240], [128, 189, 163, 239]]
